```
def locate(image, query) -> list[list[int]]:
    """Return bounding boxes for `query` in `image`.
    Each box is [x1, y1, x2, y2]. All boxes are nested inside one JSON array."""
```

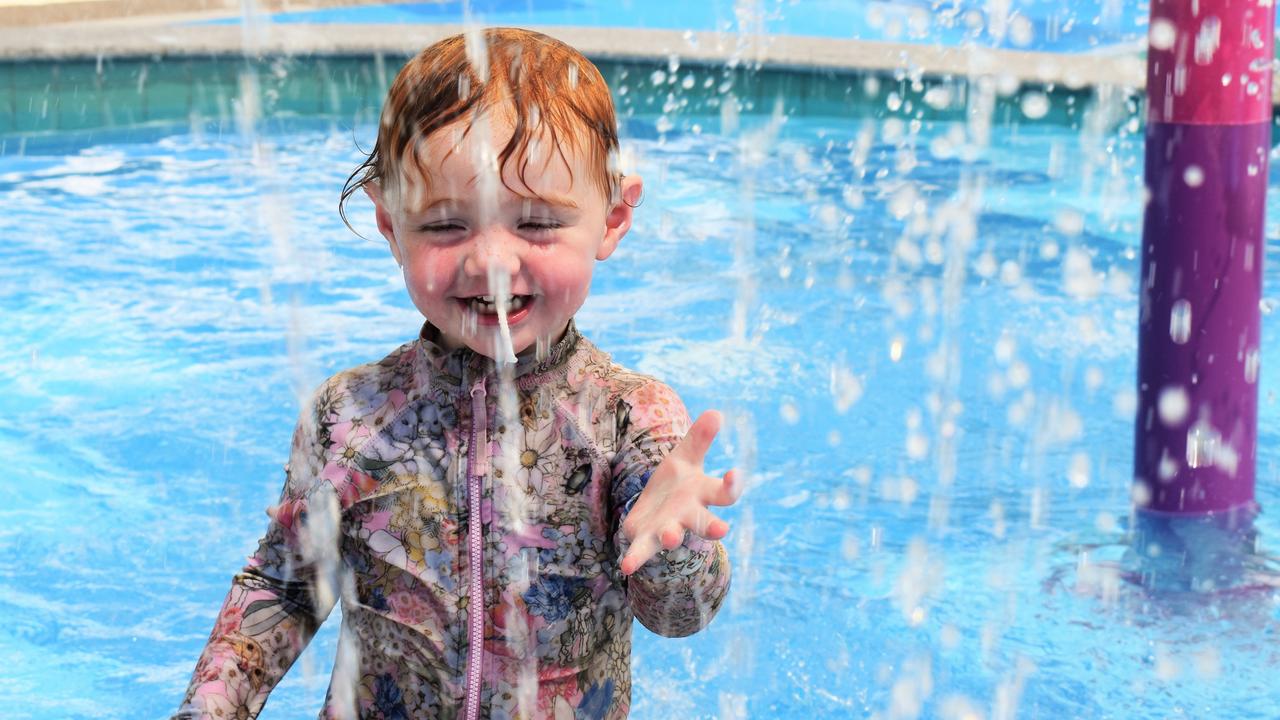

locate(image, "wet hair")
[[339, 27, 621, 230]]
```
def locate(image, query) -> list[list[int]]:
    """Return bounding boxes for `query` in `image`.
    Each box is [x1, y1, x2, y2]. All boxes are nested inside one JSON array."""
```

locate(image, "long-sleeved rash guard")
[[175, 321, 730, 719]]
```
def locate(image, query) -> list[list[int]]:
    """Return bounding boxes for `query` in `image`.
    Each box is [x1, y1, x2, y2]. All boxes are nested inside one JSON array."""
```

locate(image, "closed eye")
[[418, 222, 465, 234], [518, 218, 562, 233]]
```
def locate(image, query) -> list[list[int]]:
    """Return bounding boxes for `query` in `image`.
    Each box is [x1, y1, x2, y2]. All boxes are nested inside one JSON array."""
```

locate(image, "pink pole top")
[[1146, 0, 1273, 124]]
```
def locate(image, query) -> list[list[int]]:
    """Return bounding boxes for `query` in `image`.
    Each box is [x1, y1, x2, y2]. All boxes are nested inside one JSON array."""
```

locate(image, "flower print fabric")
[[174, 320, 731, 719]]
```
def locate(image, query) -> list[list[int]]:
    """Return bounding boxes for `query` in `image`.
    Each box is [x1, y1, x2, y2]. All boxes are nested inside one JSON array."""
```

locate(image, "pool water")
[[207, 0, 1148, 55], [2, 57, 1280, 719]]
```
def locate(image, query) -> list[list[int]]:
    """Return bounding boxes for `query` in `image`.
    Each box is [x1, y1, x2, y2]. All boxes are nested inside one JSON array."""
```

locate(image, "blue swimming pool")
[[2, 50, 1279, 718]]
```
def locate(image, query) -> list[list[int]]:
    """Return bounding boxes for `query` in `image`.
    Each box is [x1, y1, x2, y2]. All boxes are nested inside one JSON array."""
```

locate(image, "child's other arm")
[[611, 384, 737, 638], [173, 410, 338, 719]]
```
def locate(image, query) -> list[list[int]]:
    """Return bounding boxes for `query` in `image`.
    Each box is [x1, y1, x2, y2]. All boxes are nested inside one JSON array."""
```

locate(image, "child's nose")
[[463, 227, 521, 279]]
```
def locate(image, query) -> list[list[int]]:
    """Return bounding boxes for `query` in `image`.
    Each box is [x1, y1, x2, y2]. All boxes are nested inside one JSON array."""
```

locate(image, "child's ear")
[[365, 182, 404, 266], [598, 174, 643, 261]]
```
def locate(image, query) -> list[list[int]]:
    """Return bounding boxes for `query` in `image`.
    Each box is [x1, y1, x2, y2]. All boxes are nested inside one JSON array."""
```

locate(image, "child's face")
[[369, 112, 641, 360]]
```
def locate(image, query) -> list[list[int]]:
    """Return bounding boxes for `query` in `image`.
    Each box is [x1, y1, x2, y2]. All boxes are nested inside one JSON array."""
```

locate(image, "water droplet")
[[906, 433, 928, 460], [1055, 208, 1085, 236], [890, 337, 905, 362], [975, 251, 998, 278], [1063, 246, 1100, 299], [649, 69, 667, 86], [1183, 165, 1204, 187], [779, 401, 800, 424], [1193, 16, 1221, 65], [1245, 348, 1260, 383], [1029, 486, 1047, 528], [923, 85, 953, 109], [1095, 511, 1117, 533], [1131, 481, 1152, 507], [1169, 299, 1192, 344], [1000, 259, 1023, 286], [1085, 366, 1104, 391], [1149, 18, 1177, 50], [1185, 420, 1218, 469], [994, 334, 1016, 364], [890, 184, 917, 219], [1009, 15, 1035, 46], [1158, 448, 1179, 480], [1020, 92, 1050, 120], [882, 116, 905, 142], [1068, 452, 1090, 488], [1158, 385, 1189, 425], [1007, 361, 1031, 388], [830, 365, 864, 412]]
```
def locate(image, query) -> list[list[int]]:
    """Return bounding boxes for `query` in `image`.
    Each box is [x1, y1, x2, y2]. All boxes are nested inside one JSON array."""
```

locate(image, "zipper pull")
[[469, 377, 488, 478]]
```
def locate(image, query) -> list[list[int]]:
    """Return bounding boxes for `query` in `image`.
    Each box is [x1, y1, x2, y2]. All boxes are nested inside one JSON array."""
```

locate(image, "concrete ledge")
[[0, 22, 1149, 92], [0, 0, 388, 27]]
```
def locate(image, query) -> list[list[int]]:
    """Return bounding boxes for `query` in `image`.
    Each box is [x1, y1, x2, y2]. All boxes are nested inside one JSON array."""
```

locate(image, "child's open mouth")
[[460, 295, 534, 325]]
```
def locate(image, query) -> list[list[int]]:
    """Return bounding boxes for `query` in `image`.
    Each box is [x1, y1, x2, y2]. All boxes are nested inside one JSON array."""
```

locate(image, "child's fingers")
[[702, 469, 740, 506], [659, 525, 685, 550], [621, 532, 661, 576], [672, 410, 722, 464], [686, 505, 729, 540]]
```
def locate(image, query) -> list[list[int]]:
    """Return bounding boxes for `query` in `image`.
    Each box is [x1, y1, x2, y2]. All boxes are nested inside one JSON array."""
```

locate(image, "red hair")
[[340, 27, 620, 227]]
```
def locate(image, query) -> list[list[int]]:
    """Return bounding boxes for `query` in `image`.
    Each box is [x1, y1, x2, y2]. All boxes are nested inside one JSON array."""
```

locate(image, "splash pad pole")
[[1133, 0, 1274, 587]]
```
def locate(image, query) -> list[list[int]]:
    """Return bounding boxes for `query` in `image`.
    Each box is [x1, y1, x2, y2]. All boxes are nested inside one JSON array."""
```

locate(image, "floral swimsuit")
[[176, 321, 731, 719]]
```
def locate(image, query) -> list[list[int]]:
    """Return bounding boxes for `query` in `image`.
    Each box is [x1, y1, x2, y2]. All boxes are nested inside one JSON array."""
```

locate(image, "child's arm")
[[173, 409, 337, 719], [610, 382, 736, 637]]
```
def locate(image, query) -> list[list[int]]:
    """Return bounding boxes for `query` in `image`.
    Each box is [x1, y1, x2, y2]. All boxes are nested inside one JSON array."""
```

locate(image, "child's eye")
[[518, 218, 562, 234], [418, 222, 465, 234]]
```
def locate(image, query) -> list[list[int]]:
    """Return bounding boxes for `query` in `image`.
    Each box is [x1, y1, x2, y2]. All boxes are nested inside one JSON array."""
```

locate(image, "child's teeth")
[[470, 296, 527, 311]]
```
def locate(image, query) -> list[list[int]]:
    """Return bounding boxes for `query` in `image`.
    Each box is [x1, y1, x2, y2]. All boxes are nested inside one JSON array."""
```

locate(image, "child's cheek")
[[404, 251, 453, 301]]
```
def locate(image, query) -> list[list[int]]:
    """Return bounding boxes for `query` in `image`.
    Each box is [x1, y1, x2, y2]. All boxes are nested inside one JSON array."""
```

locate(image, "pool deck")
[[0, 0, 1150, 92]]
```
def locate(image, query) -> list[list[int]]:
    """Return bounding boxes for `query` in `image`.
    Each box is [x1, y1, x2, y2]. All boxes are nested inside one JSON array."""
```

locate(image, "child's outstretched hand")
[[620, 410, 739, 576]]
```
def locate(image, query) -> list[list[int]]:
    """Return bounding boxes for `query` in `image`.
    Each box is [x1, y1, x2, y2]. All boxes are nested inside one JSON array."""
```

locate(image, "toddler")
[[175, 27, 736, 720]]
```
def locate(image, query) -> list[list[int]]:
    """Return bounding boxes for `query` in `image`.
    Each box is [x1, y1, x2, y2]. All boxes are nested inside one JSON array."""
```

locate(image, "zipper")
[[464, 376, 488, 720]]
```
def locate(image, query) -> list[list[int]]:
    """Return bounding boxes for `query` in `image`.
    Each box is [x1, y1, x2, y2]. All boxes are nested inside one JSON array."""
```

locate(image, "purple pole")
[[1135, 0, 1273, 518]]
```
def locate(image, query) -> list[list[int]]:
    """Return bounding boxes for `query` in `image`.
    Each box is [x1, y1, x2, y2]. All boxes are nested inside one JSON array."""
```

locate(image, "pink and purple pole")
[[1135, 0, 1273, 530]]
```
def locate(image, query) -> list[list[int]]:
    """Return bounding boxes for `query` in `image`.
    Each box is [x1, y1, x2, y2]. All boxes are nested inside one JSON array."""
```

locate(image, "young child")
[[175, 27, 736, 720]]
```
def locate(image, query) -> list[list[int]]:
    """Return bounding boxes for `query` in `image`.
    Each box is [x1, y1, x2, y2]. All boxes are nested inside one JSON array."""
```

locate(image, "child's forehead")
[[395, 113, 598, 202]]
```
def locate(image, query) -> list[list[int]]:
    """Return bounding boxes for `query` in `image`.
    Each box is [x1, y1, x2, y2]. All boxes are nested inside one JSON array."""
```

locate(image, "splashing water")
[[488, 266, 519, 364]]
